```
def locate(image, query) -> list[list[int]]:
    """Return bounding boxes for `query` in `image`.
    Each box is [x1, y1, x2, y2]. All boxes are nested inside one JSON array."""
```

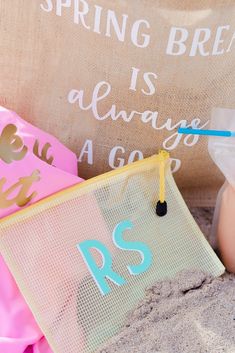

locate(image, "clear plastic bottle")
[[216, 183, 235, 272], [209, 108, 235, 273]]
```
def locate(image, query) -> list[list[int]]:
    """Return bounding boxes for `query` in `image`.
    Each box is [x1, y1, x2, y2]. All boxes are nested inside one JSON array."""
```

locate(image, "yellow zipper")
[[0, 151, 170, 226], [158, 150, 169, 203]]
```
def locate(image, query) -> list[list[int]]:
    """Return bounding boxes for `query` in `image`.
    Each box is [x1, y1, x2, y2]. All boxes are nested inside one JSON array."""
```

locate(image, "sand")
[[190, 207, 214, 241], [98, 208, 235, 353]]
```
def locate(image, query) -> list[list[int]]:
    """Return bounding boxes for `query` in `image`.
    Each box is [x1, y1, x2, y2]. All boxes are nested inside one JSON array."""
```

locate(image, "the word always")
[[77, 220, 152, 296], [68, 80, 209, 151]]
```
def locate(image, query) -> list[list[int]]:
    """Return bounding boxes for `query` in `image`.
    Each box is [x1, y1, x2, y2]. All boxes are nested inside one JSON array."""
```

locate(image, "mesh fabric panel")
[[0, 156, 224, 353]]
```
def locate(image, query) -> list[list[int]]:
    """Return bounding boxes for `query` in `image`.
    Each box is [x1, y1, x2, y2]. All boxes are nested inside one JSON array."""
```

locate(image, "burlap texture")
[[0, 0, 234, 205]]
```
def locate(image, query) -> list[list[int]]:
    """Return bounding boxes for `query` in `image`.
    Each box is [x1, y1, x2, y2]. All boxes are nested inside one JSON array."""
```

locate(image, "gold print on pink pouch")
[[33, 140, 54, 165], [0, 124, 28, 163], [0, 170, 41, 208]]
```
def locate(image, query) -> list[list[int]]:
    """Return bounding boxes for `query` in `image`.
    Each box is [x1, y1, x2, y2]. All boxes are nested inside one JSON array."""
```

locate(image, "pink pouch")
[[0, 105, 82, 219], [0, 106, 77, 174], [0, 106, 83, 353]]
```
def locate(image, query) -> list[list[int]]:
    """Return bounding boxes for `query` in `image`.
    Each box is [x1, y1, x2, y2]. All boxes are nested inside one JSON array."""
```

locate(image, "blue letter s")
[[112, 220, 152, 275]]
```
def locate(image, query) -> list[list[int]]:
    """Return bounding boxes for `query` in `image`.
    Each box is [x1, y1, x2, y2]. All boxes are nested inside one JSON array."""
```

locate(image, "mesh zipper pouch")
[[0, 152, 224, 353]]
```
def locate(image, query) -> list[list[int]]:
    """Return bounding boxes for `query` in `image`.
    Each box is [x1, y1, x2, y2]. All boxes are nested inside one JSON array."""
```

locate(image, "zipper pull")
[[156, 150, 169, 217]]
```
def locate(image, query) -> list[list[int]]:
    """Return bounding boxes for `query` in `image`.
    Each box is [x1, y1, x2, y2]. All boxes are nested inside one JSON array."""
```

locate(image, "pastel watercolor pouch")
[[0, 151, 224, 353]]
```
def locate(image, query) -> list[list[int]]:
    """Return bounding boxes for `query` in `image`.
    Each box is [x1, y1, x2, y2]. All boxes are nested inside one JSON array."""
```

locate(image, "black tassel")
[[156, 200, 167, 217]]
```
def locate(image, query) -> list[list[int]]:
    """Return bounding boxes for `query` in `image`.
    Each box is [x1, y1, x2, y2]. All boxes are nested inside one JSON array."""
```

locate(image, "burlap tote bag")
[[1, 1, 235, 205]]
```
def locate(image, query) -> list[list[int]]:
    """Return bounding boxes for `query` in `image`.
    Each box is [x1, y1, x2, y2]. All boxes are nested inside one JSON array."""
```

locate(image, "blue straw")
[[178, 128, 235, 137]]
